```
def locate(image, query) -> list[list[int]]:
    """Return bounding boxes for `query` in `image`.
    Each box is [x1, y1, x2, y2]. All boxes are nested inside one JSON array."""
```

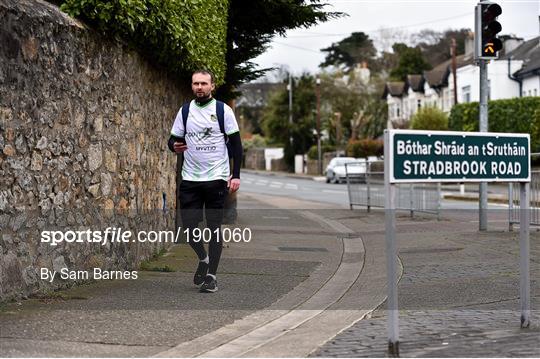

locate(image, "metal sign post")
[[384, 129, 531, 355], [384, 131, 399, 356], [479, 59, 489, 231], [520, 182, 530, 328]]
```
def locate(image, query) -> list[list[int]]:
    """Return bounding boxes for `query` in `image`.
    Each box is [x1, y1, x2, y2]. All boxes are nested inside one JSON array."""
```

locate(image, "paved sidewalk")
[[0, 193, 344, 357], [312, 211, 540, 357], [1, 191, 538, 357]]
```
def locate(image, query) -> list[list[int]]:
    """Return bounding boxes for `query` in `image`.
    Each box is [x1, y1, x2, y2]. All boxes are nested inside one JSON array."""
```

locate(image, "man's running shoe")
[[200, 275, 218, 293], [193, 261, 209, 285]]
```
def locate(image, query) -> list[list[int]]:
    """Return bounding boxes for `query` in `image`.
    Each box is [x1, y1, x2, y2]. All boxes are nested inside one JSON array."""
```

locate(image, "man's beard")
[[195, 91, 210, 97], [194, 91, 212, 104]]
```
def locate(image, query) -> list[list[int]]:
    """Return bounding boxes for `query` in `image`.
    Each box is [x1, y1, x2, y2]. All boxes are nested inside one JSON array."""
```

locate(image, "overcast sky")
[[253, 0, 540, 76]]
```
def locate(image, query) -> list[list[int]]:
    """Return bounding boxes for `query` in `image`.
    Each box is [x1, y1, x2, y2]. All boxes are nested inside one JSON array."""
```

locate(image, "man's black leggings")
[[179, 180, 228, 275]]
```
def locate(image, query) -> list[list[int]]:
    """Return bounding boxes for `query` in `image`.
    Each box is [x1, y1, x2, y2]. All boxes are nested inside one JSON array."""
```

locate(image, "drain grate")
[[278, 246, 328, 252]]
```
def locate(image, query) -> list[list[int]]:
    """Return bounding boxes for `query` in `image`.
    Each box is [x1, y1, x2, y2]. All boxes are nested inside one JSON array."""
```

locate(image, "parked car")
[[325, 157, 366, 184]]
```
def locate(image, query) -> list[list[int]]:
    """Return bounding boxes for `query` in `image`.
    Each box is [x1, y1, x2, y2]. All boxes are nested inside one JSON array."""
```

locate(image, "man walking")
[[168, 70, 243, 293]]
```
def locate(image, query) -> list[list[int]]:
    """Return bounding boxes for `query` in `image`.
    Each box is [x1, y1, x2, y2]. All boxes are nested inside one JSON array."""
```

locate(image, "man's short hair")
[[192, 69, 215, 84]]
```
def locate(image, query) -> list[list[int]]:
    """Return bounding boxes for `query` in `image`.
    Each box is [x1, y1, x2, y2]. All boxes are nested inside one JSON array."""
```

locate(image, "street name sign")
[[383, 129, 532, 355], [388, 129, 530, 183]]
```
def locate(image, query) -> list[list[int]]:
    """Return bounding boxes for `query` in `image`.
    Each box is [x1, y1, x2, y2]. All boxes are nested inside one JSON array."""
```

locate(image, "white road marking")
[[322, 189, 347, 194]]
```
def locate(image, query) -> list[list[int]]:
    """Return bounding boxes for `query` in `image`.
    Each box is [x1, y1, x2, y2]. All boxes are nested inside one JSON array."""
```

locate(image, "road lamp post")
[[288, 73, 293, 148], [316, 77, 322, 175]]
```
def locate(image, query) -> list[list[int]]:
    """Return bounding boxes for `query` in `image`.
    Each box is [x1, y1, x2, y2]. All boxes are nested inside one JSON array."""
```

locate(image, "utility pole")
[[288, 73, 293, 148], [451, 38, 458, 105], [334, 112, 342, 156], [316, 77, 322, 175]]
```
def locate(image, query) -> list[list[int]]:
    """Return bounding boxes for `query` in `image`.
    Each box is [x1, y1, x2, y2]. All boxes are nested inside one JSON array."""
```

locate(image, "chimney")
[[465, 32, 474, 56], [500, 35, 525, 56]]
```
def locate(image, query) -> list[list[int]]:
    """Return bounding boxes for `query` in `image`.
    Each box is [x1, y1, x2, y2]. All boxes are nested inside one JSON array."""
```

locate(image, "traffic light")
[[475, 1, 503, 59]]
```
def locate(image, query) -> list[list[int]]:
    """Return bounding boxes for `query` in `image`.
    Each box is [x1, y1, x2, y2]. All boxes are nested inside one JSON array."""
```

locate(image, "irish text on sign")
[[389, 130, 530, 183]]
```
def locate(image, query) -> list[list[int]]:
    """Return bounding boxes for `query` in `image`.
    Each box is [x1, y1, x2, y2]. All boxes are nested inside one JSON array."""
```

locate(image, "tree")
[[216, 1, 341, 102], [389, 43, 432, 81], [412, 28, 471, 67], [318, 72, 387, 144], [319, 32, 378, 72], [261, 73, 318, 170]]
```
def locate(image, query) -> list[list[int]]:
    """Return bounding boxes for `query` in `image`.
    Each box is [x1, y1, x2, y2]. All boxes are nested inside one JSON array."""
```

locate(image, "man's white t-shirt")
[[170, 99, 239, 182]]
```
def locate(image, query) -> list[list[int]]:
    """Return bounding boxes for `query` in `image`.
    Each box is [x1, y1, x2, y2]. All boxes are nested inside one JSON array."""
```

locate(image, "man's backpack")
[[181, 100, 231, 157]]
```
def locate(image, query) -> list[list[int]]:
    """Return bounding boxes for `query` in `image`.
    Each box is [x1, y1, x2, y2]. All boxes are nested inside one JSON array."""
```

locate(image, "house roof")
[[424, 58, 452, 88], [502, 36, 540, 79], [423, 54, 475, 88], [500, 36, 539, 61], [405, 74, 424, 92], [382, 82, 405, 98]]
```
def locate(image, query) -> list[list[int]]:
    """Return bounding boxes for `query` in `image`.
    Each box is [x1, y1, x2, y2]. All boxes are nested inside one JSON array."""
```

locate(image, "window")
[[462, 85, 471, 103], [396, 105, 400, 118], [444, 89, 450, 110], [534, 89, 538, 97], [417, 99, 422, 109]]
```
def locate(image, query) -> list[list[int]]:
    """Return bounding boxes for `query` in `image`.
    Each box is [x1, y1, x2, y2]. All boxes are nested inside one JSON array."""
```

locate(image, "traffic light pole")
[[479, 59, 489, 231]]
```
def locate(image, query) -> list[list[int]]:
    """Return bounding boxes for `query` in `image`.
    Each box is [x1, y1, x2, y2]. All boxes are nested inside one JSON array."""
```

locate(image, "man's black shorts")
[[179, 179, 228, 227]]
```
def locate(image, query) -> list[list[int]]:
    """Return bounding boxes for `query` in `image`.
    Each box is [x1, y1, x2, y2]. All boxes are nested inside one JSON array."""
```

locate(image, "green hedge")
[[57, 0, 228, 84], [448, 97, 540, 152], [307, 144, 335, 160], [346, 139, 383, 158]]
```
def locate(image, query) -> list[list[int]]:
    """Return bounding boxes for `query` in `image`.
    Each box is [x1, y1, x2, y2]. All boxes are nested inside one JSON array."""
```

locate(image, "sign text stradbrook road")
[[389, 130, 530, 183]]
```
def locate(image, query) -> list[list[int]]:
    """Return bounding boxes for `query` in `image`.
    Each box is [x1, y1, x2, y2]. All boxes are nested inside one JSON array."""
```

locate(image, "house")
[[383, 34, 540, 128], [504, 36, 540, 97]]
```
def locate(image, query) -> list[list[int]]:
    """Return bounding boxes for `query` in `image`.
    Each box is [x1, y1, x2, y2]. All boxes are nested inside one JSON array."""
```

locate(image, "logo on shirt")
[[202, 127, 212, 139], [210, 114, 217, 122], [186, 127, 213, 140], [195, 145, 217, 152]]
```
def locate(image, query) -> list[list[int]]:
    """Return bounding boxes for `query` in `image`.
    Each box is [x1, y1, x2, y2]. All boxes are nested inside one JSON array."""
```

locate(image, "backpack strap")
[[181, 101, 190, 133], [216, 100, 226, 137], [216, 100, 232, 158]]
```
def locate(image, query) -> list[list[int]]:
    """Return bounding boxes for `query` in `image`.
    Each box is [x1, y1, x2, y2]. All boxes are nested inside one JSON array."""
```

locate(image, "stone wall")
[[0, 0, 188, 302], [306, 152, 336, 175], [244, 148, 265, 170]]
